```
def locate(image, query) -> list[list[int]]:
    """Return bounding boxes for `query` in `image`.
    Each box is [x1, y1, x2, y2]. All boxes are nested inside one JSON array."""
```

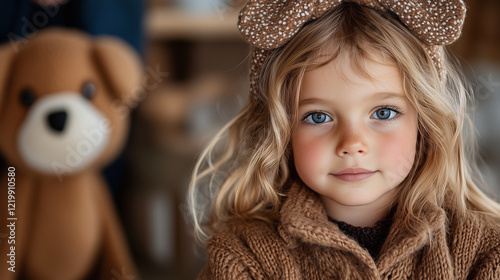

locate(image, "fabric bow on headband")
[[237, 0, 467, 97]]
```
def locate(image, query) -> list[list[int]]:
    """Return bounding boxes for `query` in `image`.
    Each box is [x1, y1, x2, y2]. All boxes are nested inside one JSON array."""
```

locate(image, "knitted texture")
[[329, 207, 395, 260], [237, 0, 467, 98], [198, 183, 500, 279]]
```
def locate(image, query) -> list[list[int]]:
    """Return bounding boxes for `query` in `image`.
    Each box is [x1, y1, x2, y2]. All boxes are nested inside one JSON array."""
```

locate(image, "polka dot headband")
[[237, 0, 467, 98]]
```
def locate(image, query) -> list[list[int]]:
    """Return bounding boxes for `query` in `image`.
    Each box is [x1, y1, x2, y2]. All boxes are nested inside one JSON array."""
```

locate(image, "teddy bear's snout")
[[47, 110, 68, 132], [18, 93, 111, 175]]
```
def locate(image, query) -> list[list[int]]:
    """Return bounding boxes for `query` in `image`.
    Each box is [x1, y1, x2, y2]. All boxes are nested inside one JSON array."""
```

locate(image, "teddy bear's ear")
[[0, 43, 16, 112], [92, 37, 143, 107]]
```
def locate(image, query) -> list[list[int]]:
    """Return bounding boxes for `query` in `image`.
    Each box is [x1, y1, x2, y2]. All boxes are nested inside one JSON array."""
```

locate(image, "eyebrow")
[[299, 91, 406, 106], [369, 91, 406, 101]]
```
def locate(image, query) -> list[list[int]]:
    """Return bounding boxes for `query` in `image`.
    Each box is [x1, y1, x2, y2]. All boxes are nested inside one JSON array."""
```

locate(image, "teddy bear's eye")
[[19, 89, 36, 108], [82, 82, 96, 100]]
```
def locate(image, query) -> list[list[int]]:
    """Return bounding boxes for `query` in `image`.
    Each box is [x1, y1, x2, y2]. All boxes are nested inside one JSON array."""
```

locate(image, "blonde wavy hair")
[[188, 3, 500, 243]]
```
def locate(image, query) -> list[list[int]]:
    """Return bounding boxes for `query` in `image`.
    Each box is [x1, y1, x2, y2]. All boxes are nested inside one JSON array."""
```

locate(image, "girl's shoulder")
[[207, 218, 285, 254], [448, 209, 500, 242], [209, 219, 278, 243], [201, 219, 296, 279], [447, 209, 500, 277]]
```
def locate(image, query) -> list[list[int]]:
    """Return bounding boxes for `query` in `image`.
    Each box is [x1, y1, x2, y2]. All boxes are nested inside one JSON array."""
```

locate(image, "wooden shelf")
[[146, 8, 243, 40]]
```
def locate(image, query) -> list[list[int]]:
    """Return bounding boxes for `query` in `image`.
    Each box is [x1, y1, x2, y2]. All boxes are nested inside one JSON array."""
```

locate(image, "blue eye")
[[304, 112, 332, 124], [371, 108, 399, 120]]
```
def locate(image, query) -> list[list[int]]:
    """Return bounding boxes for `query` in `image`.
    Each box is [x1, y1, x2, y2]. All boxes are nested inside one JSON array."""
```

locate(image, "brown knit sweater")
[[329, 207, 395, 260], [198, 183, 500, 279]]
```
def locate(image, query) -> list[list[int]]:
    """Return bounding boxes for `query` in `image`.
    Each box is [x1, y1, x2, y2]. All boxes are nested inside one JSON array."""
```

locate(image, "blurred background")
[[0, 0, 499, 279]]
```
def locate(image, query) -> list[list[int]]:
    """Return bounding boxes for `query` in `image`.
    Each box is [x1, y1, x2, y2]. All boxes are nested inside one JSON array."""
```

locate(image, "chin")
[[322, 188, 384, 207], [332, 196, 379, 207]]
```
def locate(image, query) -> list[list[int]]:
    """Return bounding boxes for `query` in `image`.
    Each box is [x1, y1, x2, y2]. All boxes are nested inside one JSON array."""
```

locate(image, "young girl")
[[189, 1, 500, 279]]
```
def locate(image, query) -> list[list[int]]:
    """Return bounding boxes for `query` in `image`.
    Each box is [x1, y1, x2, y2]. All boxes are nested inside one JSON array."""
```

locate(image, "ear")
[[0, 43, 16, 113], [92, 37, 143, 107]]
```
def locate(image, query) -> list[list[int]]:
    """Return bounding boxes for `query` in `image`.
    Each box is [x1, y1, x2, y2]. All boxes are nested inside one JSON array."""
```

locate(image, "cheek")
[[377, 129, 417, 176], [292, 133, 329, 177]]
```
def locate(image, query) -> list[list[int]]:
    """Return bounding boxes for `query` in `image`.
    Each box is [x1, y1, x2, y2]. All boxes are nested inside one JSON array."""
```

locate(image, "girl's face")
[[292, 52, 418, 213]]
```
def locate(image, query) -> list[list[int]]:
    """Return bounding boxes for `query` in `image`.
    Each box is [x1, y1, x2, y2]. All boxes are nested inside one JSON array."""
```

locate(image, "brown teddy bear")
[[0, 28, 142, 280]]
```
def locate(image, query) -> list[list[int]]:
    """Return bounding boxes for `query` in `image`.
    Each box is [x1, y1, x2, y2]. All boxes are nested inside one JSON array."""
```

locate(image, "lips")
[[333, 168, 374, 175], [332, 168, 377, 182]]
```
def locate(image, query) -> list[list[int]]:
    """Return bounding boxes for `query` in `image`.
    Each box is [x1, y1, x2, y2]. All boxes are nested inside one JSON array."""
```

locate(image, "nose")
[[47, 110, 68, 133], [336, 125, 369, 157]]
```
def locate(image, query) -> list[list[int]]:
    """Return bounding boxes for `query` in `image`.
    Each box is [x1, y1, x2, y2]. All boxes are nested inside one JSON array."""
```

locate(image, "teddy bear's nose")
[[47, 110, 68, 133]]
